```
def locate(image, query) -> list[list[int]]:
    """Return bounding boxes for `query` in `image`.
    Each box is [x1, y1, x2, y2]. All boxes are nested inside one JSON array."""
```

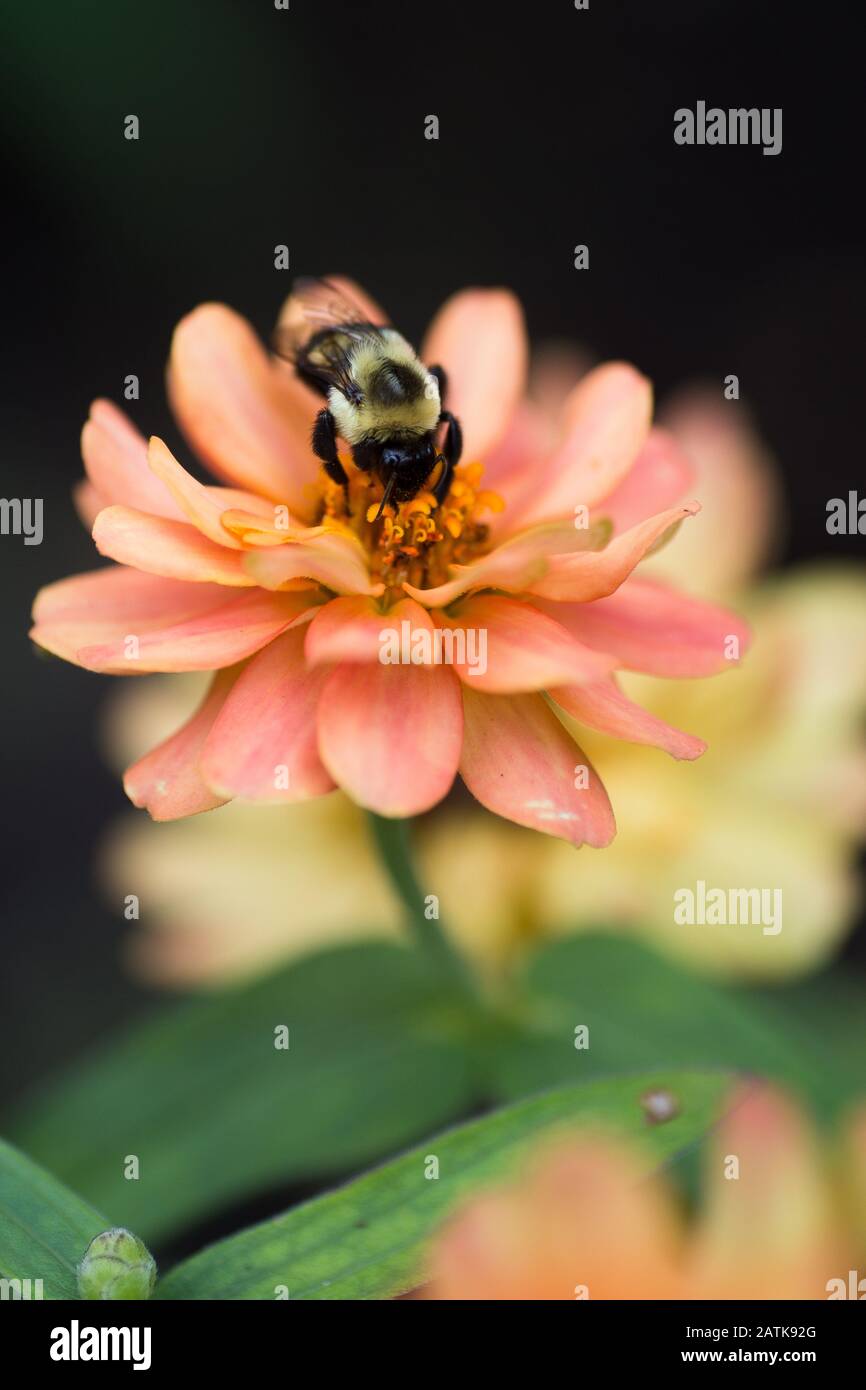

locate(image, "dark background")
[[1, 0, 863, 1107]]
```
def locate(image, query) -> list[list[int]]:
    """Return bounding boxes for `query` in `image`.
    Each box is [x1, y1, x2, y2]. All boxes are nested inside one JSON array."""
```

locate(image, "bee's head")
[[380, 438, 438, 501]]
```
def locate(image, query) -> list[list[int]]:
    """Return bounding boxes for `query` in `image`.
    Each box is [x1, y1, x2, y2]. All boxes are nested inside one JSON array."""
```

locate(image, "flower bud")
[[76, 1227, 157, 1301]]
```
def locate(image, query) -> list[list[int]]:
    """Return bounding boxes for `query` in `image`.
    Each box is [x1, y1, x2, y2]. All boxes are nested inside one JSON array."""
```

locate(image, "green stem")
[[366, 811, 477, 998]]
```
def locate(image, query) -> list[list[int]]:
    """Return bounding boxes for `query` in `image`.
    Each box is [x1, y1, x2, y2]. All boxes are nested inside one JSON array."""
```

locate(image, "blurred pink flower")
[[32, 279, 748, 842]]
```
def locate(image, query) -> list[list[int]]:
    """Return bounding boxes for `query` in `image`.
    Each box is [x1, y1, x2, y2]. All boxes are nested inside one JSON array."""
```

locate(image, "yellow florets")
[[321, 458, 504, 597]]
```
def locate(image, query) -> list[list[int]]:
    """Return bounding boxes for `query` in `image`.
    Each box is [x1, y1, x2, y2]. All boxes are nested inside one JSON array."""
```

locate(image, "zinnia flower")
[[33, 279, 748, 843], [422, 1085, 863, 1300], [98, 381, 866, 987]]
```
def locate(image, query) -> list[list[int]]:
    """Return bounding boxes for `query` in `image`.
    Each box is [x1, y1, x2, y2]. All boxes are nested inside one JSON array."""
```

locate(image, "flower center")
[[320, 457, 504, 597]]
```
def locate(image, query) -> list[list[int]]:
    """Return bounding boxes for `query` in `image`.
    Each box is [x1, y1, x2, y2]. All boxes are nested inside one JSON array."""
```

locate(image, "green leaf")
[[0, 1137, 107, 1299], [158, 1067, 731, 1300], [5, 943, 477, 1243], [752, 969, 866, 1096], [489, 934, 862, 1119]]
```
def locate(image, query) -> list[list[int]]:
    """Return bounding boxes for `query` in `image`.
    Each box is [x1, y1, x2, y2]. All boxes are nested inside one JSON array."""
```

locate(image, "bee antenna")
[[375, 472, 398, 521]]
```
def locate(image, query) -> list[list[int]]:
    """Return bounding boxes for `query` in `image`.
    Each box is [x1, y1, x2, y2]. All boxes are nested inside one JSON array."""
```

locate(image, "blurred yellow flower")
[[421, 1085, 864, 1300], [419, 391, 866, 981], [99, 387, 866, 987], [100, 676, 402, 985]]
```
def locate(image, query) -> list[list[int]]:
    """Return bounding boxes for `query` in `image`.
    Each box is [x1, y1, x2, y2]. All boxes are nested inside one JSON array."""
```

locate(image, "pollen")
[[321, 455, 503, 596]]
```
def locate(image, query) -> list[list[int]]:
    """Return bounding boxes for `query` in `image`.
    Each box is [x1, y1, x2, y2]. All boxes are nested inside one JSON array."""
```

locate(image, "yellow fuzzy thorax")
[[321, 456, 504, 597], [326, 333, 441, 444]]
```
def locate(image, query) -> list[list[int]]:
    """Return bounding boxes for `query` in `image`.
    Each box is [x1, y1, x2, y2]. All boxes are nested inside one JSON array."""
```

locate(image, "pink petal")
[[421, 289, 528, 461], [73, 479, 108, 529], [76, 589, 318, 674], [529, 342, 595, 421], [477, 403, 564, 547], [168, 302, 321, 515], [654, 390, 782, 597], [93, 506, 255, 586], [598, 427, 694, 533], [403, 518, 610, 609], [305, 595, 433, 666], [526, 502, 700, 603], [691, 1084, 839, 1299], [512, 363, 653, 528], [544, 576, 751, 676], [243, 529, 383, 597], [148, 437, 273, 550], [200, 627, 335, 802], [81, 399, 184, 520], [459, 688, 615, 847], [480, 402, 549, 498], [31, 568, 232, 663], [551, 676, 707, 759], [435, 595, 613, 693], [124, 667, 240, 820], [316, 660, 462, 816]]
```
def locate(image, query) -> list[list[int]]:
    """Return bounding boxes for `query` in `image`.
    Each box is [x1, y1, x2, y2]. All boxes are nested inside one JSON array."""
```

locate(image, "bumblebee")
[[274, 278, 462, 516]]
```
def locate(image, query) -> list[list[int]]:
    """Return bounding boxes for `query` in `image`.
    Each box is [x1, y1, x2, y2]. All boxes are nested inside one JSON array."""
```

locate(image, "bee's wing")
[[272, 277, 390, 400], [273, 277, 388, 360]]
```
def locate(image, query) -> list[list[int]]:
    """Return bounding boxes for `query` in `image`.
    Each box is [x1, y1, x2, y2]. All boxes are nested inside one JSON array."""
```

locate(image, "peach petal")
[[551, 676, 707, 760], [543, 576, 751, 676], [421, 289, 528, 461], [219, 507, 318, 547], [203, 487, 277, 516], [243, 529, 383, 597], [76, 589, 318, 674], [690, 1084, 843, 1299], [305, 595, 434, 666], [843, 1108, 866, 1248], [525, 503, 700, 603], [148, 437, 265, 550], [93, 506, 255, 586], [81, 399, 184, 520], [304, 595, 387, 665], [200, 627, 335, 802], [436, 595, 614, 694], [168, 302, 320, 514], [316, 660, 462, 816], [32, 567, 219, 624], [459, 688, 616, 847], [403, 518, 610, 609], [123, 667, 241, 821], [598, 427, 694, 534], [513, 362, 653, 528], [425, 1140, 683, 1300], [31, 568, 231, 662]]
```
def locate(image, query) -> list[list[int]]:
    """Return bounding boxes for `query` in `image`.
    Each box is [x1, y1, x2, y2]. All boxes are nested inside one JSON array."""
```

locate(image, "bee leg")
[[428, 363, 448, 405], [312, 408, 351, 511], [440, 410, 462, 466], [432, 409, 462, 504], [432, 455, 452, 506]]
